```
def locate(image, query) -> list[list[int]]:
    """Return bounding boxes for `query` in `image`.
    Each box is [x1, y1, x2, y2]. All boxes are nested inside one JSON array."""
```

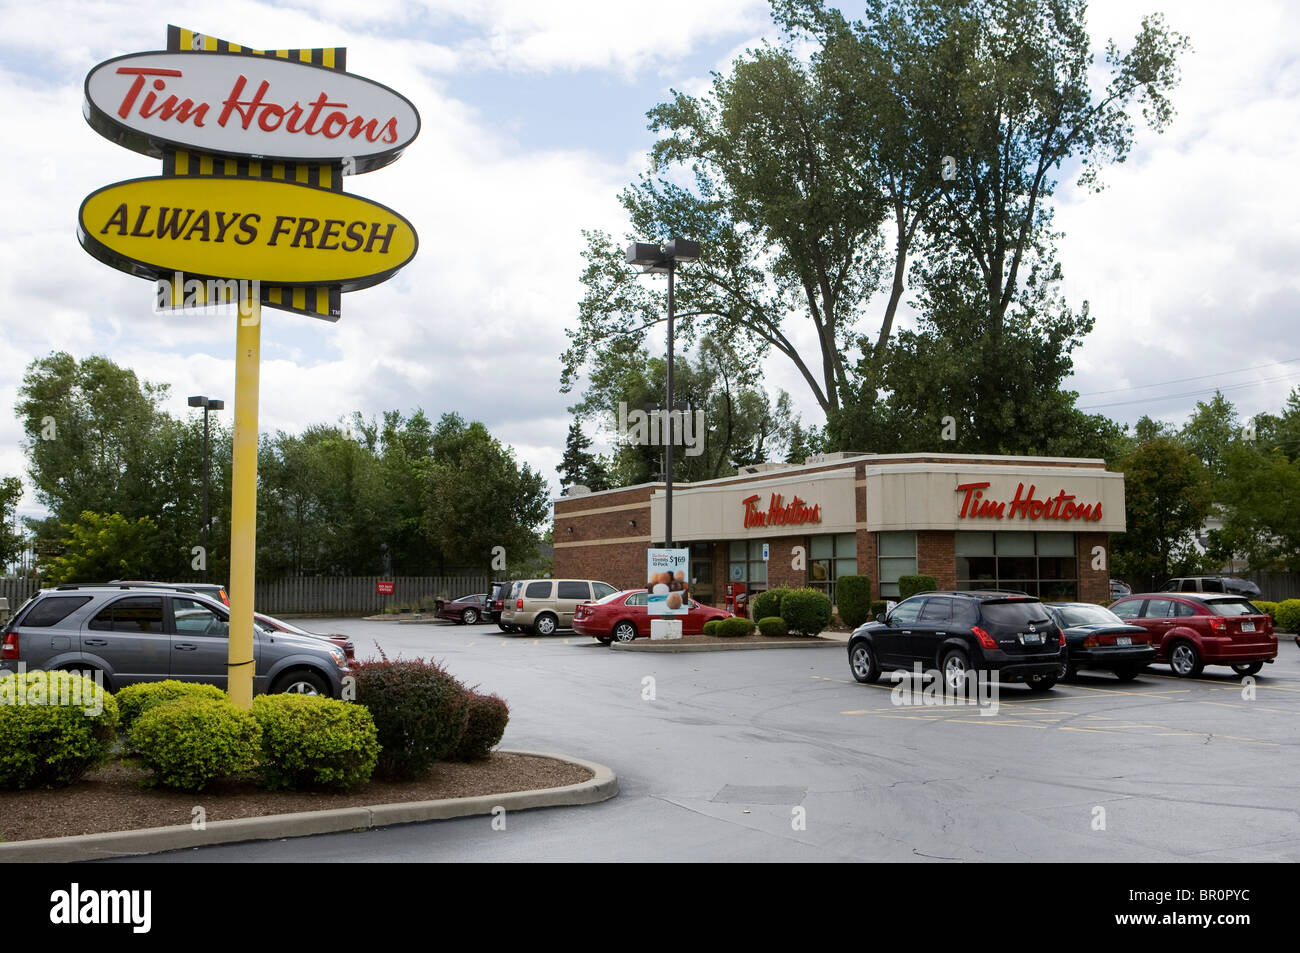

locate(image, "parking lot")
[[129, 619, 1300, 863]]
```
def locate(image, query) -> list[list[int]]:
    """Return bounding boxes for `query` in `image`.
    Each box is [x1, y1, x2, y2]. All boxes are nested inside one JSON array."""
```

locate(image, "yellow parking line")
[[950, 719, 1047, 728], [1057, 726, 1115, 734]]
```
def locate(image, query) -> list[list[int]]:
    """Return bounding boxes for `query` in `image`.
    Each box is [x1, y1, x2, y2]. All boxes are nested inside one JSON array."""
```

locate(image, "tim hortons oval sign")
[[84, 51, 420, 173], [78, 176, 418, 291]]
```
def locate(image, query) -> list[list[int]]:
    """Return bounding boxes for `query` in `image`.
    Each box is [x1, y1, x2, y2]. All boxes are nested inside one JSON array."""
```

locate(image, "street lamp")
[[188, 395, 224, 581], [626, 238, 700, 549]]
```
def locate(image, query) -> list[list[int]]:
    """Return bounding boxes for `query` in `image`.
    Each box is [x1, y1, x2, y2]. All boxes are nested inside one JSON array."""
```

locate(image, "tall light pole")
[[626, 238, 700, 549], [187, 395, 224, 581]]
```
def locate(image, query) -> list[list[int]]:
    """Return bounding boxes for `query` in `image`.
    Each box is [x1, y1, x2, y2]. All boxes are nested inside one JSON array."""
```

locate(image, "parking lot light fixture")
[[188, 395, 224, 582], [624, 237, 700, 549]]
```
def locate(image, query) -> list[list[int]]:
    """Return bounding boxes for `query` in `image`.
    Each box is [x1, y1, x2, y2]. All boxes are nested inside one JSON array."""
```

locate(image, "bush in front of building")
[[870, 600, 888, 619], [1253, 600, 1278, 625], [836, 575, 872, 629], [757, 616, 789, 637], [749, 588, 789, 623], [130, 696, 261, 791], [703, 619, 722, 636], [353, 657, 471, 780], [780, 588, 833, 636], [251, 694, 380, 791], [897, 575, 938, 600], [0, 671, 119, 789], [718, 617, 755, 637], [1272, 599, 1300, 633]]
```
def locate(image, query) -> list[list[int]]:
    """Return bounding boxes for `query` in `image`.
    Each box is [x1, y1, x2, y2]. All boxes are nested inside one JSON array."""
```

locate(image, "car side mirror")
[[876, 612, 886, 624]]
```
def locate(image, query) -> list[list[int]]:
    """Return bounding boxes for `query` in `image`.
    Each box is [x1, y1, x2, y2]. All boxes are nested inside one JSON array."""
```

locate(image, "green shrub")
[[897, 575, 938, 600], [451, 693, 510, 761], [836, 576, 872, 629], [1273, 599, 1300, 633], [251, 694, 379, 791], [353, 658, 471, 780], [717, 617, 755, 637], [130, 697, 261, 791], [870, 600, 888, 619], [749, 588, 789, 624], [757, 616, 788, 637], [0, 671, 119, 789], [115, 680, 228, 734], [780, 587, 833, 636], [702, 619, 721, 636]]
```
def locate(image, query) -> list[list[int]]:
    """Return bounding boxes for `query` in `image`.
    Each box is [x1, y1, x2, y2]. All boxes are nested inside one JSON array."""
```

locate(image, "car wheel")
[[497, 622, 515, 633], [462, 608, 478, 625], [1231, 661, 1264, 677], [1168, 641, 1204, 678], [534, 613, 558, 636], [941, 649, 971, 691], [1026, 677, 1057, 693], [1114, 666, 1141, 682], [272, 670, 329, 695], [613, 621, 637, 643], [850, 642, 879, 684], [1057, 658, 1076, 682]]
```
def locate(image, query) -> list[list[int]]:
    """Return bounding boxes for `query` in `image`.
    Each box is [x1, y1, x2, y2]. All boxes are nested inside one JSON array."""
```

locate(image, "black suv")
[[848, 590, 1064, 692]]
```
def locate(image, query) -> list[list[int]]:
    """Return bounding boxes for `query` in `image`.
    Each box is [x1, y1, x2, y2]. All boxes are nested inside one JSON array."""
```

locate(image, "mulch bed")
[[0, 752, 591, 843]]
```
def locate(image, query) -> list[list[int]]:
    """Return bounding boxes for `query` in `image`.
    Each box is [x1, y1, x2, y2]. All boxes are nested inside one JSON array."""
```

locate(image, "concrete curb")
[[611, 638, 845, 653], [0, 750, 617, 863]]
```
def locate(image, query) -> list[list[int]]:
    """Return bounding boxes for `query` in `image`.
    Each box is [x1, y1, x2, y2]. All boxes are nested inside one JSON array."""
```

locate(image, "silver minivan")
[[499, 579, 617, 635]]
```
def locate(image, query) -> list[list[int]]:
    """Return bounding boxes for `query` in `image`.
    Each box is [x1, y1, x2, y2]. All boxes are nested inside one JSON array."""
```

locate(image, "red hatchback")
[[574, 589, 732, 645], [1108, 593, 1277, 677]]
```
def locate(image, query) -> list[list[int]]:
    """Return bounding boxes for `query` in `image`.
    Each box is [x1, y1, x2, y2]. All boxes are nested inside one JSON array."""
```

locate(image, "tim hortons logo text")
[[956, 481, 1103, 522], [113, 67, 400, 143], [742, 493, 822, 529]]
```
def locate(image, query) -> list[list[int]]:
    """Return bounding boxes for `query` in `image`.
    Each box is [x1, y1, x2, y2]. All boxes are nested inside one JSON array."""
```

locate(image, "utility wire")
[[1075, 357, 1300, 397], [1078, 369, 1300, 411]]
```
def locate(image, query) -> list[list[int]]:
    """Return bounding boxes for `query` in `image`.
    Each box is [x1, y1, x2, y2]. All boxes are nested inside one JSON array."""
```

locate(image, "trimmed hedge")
[[1273, 599, 1300, 633], [353, 658, 471, 780], [870, 600, 888, 619], [115, 680, 228, 734], [251, 694, 380, 791], [897, 574, 937, 600], [451, 693, 510, 761], [130, 697, 261, 791], [749, 588, 789, 623], [780, 587, 833, 636], [0, 671, 119, 789], [1253, 600, 1278, 624], [718, 617, 755, 637], [757, 616, 789, 637], [702, 619, 722, 637], [836, 575, 872, 629]]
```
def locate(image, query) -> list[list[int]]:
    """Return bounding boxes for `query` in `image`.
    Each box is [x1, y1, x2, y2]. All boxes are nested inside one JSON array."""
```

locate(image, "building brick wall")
[[917, 531, 957, 590], [857, 529, 879, 601], [1076, 532, 1110, 604], [766, 536, 809, 591]]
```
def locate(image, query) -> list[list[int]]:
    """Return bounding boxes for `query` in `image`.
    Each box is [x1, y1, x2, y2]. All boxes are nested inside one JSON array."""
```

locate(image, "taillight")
[[1082, 635, 1098, 648], [219, 588, 229, 605], [516, 599, 523, 609], [1209, 618, 1227, 632], [971, 626, 997, 650], [1059, 630, 1066, 646], [2, 632, 18, 660]]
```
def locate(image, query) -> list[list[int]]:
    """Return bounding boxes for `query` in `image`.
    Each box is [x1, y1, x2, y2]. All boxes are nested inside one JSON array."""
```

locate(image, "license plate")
[[1242, 621, 1255, 632], [1116, 636, 1131, 646], [1022, 632, 1043, 645]]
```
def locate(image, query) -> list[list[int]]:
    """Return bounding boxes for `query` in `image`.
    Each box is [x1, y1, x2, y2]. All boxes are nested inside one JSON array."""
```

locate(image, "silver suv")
[[499, 578, 618, 635], [0, 585, 349, 696]]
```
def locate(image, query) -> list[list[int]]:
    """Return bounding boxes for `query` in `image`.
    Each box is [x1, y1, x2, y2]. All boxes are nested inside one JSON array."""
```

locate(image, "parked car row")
[[847, 588, 1278, 690]]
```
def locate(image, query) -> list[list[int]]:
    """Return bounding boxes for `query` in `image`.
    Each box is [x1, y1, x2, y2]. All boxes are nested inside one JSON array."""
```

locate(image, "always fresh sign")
[[84, 51, 420, 172], [79, 176, 417, 290]]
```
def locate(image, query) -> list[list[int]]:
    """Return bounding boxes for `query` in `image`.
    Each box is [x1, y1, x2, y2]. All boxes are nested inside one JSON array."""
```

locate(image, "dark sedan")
[[1046, 602, 1154, 681], [435, 593, 488, 625]]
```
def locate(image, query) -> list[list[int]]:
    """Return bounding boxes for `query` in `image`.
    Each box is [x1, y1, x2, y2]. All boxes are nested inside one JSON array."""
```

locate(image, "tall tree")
[[0, 477, 25, 571], [557, 421, 610, 492], [1111, 438, 1211, 590]]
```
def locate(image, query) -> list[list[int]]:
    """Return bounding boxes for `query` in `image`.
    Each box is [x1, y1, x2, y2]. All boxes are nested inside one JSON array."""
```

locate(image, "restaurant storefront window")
[[810, 532, 858, 605], [728, 540, 768, 588], [956, 531, 1078, 600], [877, 531, 917, 599]]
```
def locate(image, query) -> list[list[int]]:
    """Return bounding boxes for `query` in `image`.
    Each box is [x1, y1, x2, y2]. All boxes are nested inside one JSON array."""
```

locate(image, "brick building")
[[553, 452, 1125, 608]]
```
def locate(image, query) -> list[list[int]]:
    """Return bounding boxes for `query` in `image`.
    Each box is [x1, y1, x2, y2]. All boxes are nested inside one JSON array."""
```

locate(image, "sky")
[[1, 0, 1298, 526]]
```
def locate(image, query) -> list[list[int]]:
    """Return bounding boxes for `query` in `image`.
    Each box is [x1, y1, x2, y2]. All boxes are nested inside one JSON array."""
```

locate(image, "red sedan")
[[573, 589, 732, 645]]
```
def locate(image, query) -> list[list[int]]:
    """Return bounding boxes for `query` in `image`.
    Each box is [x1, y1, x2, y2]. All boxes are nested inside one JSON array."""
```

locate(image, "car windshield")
[[981, 600, 1050, 626], [1205, 598, 1262, 617], [1054, 605, 1123, 627]]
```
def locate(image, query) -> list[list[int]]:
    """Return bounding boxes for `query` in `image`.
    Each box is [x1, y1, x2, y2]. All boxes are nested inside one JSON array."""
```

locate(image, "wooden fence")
[[1244, 572, 1300, 602], [0, 575, 492, 617]]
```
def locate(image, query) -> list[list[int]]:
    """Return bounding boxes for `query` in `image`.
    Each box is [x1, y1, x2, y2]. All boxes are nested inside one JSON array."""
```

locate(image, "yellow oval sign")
[[78, 176, 417, 291]]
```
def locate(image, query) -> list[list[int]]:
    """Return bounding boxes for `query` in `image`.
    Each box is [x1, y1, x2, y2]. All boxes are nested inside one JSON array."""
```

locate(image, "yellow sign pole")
[[227, 292, 261, 710]]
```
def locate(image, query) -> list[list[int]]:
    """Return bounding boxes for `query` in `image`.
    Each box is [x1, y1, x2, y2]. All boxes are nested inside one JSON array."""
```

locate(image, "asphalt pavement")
[[120, 619, 1300, 862]]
